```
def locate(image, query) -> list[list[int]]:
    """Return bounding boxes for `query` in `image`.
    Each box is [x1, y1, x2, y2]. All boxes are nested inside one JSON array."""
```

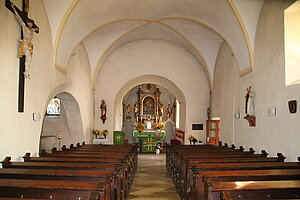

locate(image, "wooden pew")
[[205, 179, 300, 200], [56, 145, 138, 178], [186, 161, 300, 200], [0, 198, 55, 200], [191, 169, 300, 200], [166, 144, 257, 179], [178, 153, 285, 195], [0, 168, 120, 200], [0, 179, 108, 200], [45, 148, 137, 190], [220, 191, 300, 200], [165, 144, 300, 200], [1, 157, 125, 200], [0, 143, 138, 200], [43, 149, 137, 181]]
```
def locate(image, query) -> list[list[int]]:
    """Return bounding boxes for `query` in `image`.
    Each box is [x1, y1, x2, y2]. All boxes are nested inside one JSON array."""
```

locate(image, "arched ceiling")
[[43, 0, 265, 87]]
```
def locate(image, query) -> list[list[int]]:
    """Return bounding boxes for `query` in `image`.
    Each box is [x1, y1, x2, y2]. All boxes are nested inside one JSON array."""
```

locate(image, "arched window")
[[46, 97, 60, 115], [284, 1, 300, 86]]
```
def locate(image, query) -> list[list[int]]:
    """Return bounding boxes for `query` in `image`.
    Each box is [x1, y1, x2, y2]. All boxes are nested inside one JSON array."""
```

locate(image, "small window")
[[176, 99, 180, 129], [46, 97, 60, 116]]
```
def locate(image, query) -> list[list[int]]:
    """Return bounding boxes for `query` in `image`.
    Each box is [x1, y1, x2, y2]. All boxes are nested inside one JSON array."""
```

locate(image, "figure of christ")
[[11, 1, 39, 79]]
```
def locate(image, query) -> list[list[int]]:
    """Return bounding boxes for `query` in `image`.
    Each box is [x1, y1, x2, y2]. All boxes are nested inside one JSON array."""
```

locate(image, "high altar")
[[133, 84, 166, 152]]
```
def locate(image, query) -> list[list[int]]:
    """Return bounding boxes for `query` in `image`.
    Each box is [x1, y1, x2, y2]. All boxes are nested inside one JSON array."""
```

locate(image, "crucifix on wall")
[[5, 0, 39, 112]]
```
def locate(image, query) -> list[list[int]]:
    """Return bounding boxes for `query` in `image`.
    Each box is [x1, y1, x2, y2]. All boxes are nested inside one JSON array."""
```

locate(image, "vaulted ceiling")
[[43, 0, 265, 87]]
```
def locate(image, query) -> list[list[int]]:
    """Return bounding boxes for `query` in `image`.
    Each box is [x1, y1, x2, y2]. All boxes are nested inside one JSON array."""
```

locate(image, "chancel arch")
[[121, 83, 178, 144], [114, 75, 186, 141]]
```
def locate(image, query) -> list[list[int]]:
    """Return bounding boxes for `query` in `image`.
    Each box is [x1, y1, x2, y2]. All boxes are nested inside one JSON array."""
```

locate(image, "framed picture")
[[288, 100, 297, 113], [142, 96, 155, 115]]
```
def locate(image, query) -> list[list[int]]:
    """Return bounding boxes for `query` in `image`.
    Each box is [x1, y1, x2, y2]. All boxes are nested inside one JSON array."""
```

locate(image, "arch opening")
[[114, 75, 186, 144], [39, 92, 84, 152]]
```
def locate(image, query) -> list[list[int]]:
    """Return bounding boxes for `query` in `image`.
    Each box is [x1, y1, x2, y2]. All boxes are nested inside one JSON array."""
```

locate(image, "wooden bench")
[[1, 157, 125, 200], [185, 161, 300, 199], [0, 198, 55, 200], [0, 168, 120, 200], [205, 179, 300, 200], [191, 169, 300, 200], [171, 152, 285, 198], [56, 145, 138, 178], [0, 179, 108, 200], [165, 143, 300, 200], [42, 150, 137, 182], [220, 191, 300, 200]]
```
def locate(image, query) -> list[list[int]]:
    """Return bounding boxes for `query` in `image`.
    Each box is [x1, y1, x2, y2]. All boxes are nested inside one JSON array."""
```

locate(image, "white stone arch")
[[114, 75, 186, 133]]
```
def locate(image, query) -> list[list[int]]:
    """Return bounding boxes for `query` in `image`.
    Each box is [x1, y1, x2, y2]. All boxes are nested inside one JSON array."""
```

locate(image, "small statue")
[[166, 104, 173, 118], [245, 86, 255, 117], [159, 102, 164, 117], [100, 99, 107, 124], [125, 104, 131, 120], [134, 102, 139, 117]]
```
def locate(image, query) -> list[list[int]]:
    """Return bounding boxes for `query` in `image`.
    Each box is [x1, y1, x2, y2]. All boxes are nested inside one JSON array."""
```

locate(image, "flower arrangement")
[[188, 135, 195, 141], [101, 129, 109, 138], [188, 135, 197, 144], [92, 129, 100, 138], [92, 129, 100, 135], [153, 123, 165, 130], [136, 123, 144, 133]]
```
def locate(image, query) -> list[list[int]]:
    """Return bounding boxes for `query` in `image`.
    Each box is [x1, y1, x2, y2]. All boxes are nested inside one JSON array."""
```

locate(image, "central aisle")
[[128, 153, 181, 200]]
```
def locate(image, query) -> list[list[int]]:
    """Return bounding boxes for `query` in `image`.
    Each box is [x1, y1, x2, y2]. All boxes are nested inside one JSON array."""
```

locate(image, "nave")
[[128, 153, 180, 200]]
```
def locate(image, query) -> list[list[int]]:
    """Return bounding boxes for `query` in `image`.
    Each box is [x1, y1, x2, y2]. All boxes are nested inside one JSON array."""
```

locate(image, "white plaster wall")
[[65, 43, 94, 143], [94, 40, 210, 144], [0, 1, 93, 162], [211, 0, 300, 161], [211, 41, 241, 145], [0, 0, 59, 161]]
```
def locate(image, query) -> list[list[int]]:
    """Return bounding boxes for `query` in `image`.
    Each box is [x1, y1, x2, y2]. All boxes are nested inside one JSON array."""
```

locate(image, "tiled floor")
[[128, 153, 181, 200]]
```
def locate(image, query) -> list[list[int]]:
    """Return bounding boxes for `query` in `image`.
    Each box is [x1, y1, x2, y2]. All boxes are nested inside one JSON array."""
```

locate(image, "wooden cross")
[[5, 0, 39, 112]]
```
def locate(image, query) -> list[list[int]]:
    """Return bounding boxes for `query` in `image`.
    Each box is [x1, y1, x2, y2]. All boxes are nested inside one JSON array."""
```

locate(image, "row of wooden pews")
[[0, 142, 138, 200], [166, 142, 300, 200]]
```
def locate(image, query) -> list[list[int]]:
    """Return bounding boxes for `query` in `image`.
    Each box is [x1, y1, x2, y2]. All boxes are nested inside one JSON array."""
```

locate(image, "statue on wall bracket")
[[125, 104, 132, 121], [100, 99, 107, 124], [243, 86, 256, 126]]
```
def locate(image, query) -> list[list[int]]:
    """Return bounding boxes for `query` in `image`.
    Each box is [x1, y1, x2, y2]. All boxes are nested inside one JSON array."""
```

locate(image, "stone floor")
[[128, 153, 181, 200]]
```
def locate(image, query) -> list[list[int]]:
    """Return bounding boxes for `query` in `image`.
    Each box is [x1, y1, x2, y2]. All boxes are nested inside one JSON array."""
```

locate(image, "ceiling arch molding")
[[55, 17, 252, 75], [227, 0, 254, 77], [91, 19, 213, 91], [53, 0, 80, 74]]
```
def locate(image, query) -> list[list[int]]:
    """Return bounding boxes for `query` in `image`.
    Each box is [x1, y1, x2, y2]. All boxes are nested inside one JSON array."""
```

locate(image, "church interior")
[[1, 0, 300, 199]]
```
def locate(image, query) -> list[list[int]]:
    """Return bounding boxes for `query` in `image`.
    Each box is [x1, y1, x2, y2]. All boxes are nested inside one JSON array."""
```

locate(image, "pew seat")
[[205, 179, 300, 200], [0, 179, 109, 200]]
